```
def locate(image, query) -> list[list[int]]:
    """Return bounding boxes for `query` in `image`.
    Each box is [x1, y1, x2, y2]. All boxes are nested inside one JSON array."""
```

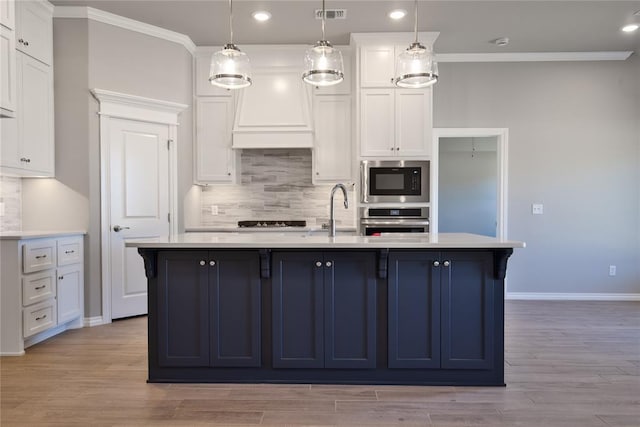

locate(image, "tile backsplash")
[[200, 149, 355, 228], [0, 176, 22, 232]]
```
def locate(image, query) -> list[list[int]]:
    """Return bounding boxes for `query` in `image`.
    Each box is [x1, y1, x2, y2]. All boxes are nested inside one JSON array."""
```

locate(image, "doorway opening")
[[432, 129, 508, 239]]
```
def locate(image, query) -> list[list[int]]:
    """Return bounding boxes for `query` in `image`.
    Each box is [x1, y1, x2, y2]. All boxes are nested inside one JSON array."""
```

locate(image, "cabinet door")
[[157, 251, 210, 367], [312, 95, 352, 183], [17, 52, 53, 176], [195, 97, 235, 183], [0, 0, 15, 30], [440, 252, 495, 370], [272, 252, 324, 368], [56, 264, 82, 324], [388, 251, 441, 369], [209, 251, 261, 367], [324, 252, 376, 369], [15, 0, 51, 65], [360, 89, 394, 156], [1, 25, 16, 114], [396, 89, 432, 157], [359, 45, 395, 87]]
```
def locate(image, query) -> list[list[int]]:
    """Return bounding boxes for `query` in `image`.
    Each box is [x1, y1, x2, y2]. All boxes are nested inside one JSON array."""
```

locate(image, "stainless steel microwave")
[[360, 160, 430, 203]]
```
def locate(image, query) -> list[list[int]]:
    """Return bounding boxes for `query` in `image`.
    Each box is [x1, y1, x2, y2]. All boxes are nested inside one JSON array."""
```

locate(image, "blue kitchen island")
[[128, 233, 524, 386]]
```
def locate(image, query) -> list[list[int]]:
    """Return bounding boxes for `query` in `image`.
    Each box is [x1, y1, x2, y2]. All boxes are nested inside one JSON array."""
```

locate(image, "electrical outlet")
[[210, 205, 218, 215], [0, 202, 4, 217], [609, 265, 617, 276], [532, 203, 544, 215]]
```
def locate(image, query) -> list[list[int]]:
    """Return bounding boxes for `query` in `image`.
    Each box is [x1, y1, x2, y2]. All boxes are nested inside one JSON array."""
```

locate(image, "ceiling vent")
[[315, 9, 347, 20]]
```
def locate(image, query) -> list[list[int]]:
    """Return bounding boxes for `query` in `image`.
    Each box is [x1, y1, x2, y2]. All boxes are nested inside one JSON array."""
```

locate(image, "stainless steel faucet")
[[329, 183, 349, 237]]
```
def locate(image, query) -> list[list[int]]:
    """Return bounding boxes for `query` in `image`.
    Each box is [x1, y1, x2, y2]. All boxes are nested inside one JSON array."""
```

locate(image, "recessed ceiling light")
[[621, 24, 639, 32], [389, 9, 407, 20], [252, 11, 271, 22]]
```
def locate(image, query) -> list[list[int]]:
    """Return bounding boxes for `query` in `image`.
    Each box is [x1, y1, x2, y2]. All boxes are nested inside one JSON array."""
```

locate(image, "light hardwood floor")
[[1, 301, 639, 426]]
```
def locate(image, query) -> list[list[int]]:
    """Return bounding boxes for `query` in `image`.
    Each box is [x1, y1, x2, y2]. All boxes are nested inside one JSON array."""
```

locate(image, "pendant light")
[[210, 0, 251, 89], [393, 0, 438, 88], [302, 0, 344, 87]]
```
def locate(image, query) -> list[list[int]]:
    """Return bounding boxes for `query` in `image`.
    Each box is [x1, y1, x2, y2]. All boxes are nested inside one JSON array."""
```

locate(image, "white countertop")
[[185, 226, 357, 233], [126, 232, 525, 249], [0, 230, 86, 240]]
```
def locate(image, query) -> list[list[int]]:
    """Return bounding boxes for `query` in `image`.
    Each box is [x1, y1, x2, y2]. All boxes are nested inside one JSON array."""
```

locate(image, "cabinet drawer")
[[23, 299, 56, 338], [23, 239, 56, 273], [57, 236, 83, 266], [22, 270, 56, 306]]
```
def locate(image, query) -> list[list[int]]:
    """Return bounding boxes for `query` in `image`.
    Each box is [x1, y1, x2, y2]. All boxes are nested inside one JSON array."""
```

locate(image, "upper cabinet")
[[15, 0, 52, 65], [351, 33, 437, 159], [195, 96, 236, 184], [0, 0, 53, 177], [312, 95, 352, 183], [1, 0, 16, 116], [0, 0, 15, 30]]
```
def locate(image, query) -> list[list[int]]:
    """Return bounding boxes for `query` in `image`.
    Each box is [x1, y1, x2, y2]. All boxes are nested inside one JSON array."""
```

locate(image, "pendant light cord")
[[413, 0, 418, 44], [321, 0, 326, 41], [229, 0, 234, 45]]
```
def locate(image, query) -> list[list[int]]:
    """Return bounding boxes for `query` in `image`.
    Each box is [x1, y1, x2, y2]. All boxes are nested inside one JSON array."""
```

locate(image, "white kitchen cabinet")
[[195, 96, 236, 184], [14, 51, 54, 175], [359, 44, 398, 88], [0, 0, 15, 30], [0, 0, 16, 117], [194, 49, 233, 97], [15, 0, 52, 65], [359, 87, 432, 158], [0, 233, 84, 355], [312, 95, 352, 183]]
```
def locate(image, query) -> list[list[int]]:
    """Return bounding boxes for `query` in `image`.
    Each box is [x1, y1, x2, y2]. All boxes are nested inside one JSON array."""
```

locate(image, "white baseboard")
[[506, 292, 640, 301], [83, 316, 105, 327]]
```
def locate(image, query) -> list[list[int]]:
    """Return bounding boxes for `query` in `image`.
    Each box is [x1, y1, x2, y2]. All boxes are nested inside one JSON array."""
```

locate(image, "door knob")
[[433, 261, 440, 267], [326, 261, 332, 267], [113, 225, 130, 232], [315, 261, 322, 267], [209, 260, 216, 266], [443, 261, 450, 267]]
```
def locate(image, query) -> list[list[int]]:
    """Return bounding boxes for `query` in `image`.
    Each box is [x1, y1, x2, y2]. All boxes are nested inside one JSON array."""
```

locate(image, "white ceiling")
[[50, 1, 640, 53]]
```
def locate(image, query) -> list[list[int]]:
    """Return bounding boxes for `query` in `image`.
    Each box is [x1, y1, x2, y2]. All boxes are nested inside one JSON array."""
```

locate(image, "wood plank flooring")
[[1, 301, 639, 426]]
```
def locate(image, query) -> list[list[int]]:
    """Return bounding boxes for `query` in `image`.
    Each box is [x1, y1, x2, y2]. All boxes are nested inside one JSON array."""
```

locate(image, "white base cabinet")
[[0, 234, 84, 355]]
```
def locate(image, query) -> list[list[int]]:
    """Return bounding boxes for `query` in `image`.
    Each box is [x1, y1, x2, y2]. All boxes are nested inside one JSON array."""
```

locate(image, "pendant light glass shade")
[[394, 42, 438, 88], [302, 41, 344, 86], [302, 0, 344, 86], [210, 0, 252, 89], [210, 44, 252, 89], [393, 0, 438, 88]]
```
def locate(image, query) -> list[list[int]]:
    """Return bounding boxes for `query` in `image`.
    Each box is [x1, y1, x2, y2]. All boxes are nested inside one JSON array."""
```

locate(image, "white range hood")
[[232, 47, 314, 149]]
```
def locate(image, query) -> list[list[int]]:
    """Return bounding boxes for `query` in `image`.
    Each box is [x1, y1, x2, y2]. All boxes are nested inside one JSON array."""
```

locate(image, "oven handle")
[[360, 219, 430, 226]]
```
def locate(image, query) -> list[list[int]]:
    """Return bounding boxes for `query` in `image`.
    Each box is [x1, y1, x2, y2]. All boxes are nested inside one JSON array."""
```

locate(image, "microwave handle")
[[360, 163, 368, 203]]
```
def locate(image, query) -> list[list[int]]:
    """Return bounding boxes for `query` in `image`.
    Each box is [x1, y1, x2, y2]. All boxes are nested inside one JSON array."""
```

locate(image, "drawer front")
[[23, 300, 57, 338], [57, 237, 83, 266], [22, 270, 56, 306], [23, 239, 56, 273]]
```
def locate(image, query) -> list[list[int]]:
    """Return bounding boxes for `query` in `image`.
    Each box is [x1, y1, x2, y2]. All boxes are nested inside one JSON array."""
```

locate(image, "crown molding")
[[53, 6, 196, 55], [91, 89, 188, 125], [437, 51, 633, 62]]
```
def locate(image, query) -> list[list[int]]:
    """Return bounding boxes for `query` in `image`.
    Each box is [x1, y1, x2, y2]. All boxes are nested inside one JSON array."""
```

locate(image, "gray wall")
[[439, 137, 497, 237], [434, 56, 640, 294], [22, 19, 194, 318]]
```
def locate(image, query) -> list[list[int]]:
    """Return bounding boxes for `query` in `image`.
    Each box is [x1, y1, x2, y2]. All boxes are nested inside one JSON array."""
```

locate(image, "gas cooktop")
[[237, 220, 307, 228]]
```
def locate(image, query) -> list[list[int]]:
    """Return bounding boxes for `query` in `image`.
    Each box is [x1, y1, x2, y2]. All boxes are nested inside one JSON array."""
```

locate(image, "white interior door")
[[109, 118, 170, 319]]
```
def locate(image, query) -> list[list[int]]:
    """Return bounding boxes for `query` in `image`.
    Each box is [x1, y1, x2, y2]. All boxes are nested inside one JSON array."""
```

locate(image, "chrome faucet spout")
[[329, 183, 349, 237]]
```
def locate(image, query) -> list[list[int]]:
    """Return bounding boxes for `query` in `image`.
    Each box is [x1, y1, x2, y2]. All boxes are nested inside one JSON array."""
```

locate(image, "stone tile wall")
[[200, 149, 355, 228], [0, 176, 22, 232]]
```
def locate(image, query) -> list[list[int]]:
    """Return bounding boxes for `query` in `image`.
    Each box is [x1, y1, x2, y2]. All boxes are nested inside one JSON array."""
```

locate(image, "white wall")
[[434, 56, 640, 295]]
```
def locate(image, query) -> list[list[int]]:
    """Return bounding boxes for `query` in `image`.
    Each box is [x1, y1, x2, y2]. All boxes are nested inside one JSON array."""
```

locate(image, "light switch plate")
[[532, 203, 544, 215], [210, 205, 218, 215]]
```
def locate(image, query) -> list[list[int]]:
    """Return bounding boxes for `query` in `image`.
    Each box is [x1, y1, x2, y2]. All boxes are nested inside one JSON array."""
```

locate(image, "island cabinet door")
[[272, 252, 324, 368], [387, 251, 441, 369], [324, 252, 377, 369], [440, 252, 495, 370], [209, 251, 261, 367], [157, 251, 210, 367]]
